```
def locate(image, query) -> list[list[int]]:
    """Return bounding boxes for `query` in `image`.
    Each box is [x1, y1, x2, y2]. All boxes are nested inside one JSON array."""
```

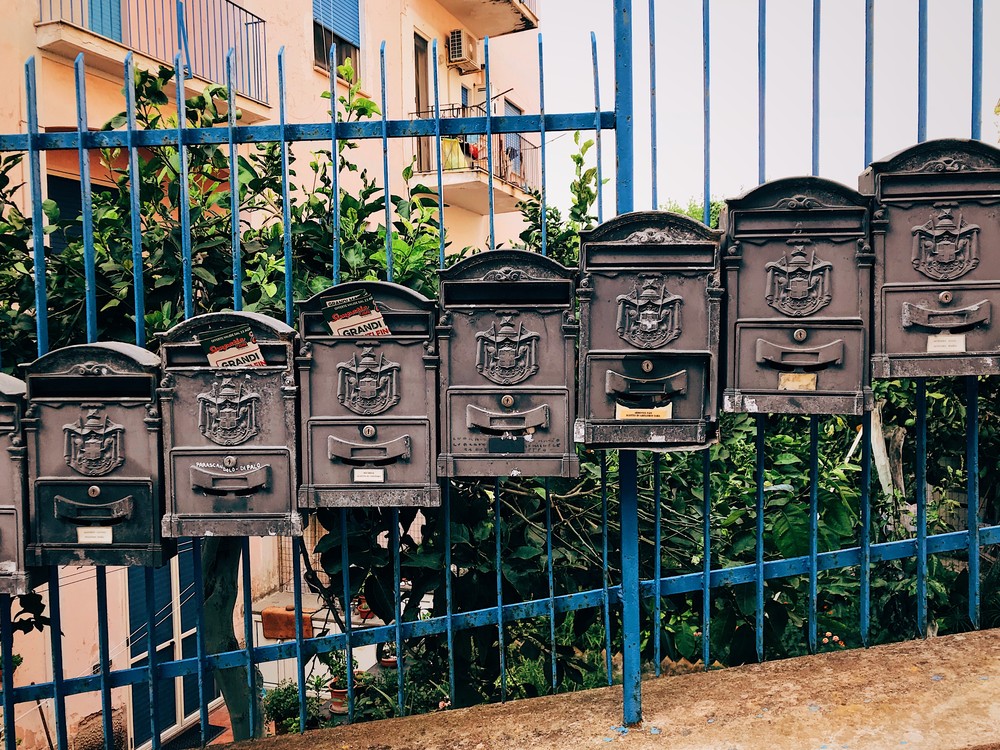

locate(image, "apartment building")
[[0, 1, 539, 748]]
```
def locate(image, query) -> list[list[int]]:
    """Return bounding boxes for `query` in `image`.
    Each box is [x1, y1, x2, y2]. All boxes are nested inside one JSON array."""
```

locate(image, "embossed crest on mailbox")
[[23, 343, 173, 567], [0, 373, 29, 592], [298, 282, 439, 507], [859, 139, 1000, 377], [721, 177, 873, 415], [438, 250, 579, 478], [576, 212, 722, 449], [158, 312, 302, 536]]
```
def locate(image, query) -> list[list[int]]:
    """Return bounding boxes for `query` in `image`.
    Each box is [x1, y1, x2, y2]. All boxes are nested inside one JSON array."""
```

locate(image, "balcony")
[[434, 0, 538, 39], [36, 0, 269, 113], [412, 103, 540, 215]]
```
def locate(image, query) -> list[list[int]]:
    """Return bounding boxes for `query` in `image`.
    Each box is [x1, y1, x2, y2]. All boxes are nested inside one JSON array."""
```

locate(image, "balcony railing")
[[411, 103, 540, 199], [38, 0, 269, 103]]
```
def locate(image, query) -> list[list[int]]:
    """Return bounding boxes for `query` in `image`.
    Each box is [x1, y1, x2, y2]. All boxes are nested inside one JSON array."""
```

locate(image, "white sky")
[[538, 0, 1000, 215]]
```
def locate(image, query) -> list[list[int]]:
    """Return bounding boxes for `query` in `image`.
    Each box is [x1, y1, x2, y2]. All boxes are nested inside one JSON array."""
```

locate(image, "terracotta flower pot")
[[329, 686, 349, 715]]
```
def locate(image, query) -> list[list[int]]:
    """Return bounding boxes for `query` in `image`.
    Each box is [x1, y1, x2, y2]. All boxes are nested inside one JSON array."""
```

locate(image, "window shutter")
[[313, 0, 361, 49]]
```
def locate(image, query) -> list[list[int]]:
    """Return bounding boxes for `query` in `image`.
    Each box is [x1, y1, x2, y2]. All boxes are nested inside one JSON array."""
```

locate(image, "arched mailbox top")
[[0, 372, 25, 399], [25, 342, 160, 375], [580, 210, 720, 247], [159, 311, 295, 343], [439, 249, 575, 308], [860, 138, 1000, 186], [299, 281, 435, 313], [726, 176, 869, 213]]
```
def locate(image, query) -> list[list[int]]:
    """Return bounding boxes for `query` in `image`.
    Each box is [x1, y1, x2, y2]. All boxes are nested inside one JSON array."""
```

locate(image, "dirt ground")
[[232, 629, 1000, 750]]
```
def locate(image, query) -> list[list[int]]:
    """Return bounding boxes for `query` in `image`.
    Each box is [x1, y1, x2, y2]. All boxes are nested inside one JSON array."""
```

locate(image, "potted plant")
[[318, 649, 356, 715], [354, 595, 375, 623], [262, 680, 301, 735], [377, 641, 398, 669]]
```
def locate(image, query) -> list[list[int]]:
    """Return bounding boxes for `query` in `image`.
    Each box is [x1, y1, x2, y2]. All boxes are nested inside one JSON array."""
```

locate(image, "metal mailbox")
[[23, 343, 173, 567], [158, 312, 302, 537], [860, 138, 1000, 377], [721, 177, 873, 415], [437, 249, 579, 478], [297, 282, 439, 507], [576, 211, 722, 449], [0, 373, 29, 592]]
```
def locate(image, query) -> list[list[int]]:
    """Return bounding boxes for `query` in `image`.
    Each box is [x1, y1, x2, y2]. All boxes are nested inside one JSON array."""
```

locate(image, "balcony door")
[[88, 0, 123, 42], [414, 33, 431, 172]]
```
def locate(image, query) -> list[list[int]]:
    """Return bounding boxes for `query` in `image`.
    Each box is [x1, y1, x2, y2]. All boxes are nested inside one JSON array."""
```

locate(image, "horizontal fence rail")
[[0, 1, 996, 748]]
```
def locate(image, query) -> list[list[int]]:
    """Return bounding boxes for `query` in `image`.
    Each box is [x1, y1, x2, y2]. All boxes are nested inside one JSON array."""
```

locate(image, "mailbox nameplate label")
[[77, 527, 113, 544], [927, 333, 967, 353]]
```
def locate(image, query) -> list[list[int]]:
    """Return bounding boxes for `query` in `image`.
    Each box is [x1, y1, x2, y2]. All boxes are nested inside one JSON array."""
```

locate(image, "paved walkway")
[[231, 629, 1000, 750]]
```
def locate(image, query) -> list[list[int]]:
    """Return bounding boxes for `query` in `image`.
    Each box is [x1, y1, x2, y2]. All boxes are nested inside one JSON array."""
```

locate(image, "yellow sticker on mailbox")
[[778, 372, 818, 391], [615, 403, 673, 420]]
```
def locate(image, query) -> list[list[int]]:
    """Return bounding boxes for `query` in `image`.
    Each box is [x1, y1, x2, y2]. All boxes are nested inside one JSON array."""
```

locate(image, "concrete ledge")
[[231, 629, 1000, 750]]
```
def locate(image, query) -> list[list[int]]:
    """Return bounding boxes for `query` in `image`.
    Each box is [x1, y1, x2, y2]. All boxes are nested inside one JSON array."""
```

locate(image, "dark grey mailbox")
[[0, 373, 29, 592], [721, 177, 873, 415], [860, 138, 1000, 377], [297, 282, 439, 507], [576, 211, 722, 449], [158, 312, 301, 537], [23, 343, 172, 567], [438, 250, 579, 478]]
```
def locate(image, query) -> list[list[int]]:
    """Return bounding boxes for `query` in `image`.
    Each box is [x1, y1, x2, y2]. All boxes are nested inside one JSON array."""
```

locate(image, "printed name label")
[[614, 403, 673, 420], [778, 372, 818, 391], [927, 333, 966, 353], [77, 527, 113, 544], [353, 468, 386, 483]]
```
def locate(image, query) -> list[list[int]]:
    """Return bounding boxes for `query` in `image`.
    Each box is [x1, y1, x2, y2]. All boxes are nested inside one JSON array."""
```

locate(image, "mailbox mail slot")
[[576, 211, 722, 449], [0, 373, 29, 592], [721, 177, 873, 415], [438, 250, 579, 478], [23, 343, 173, 567], [859, 138, 1000, 377], [159, 312, 302, 536], [298, 282, 440, 507]]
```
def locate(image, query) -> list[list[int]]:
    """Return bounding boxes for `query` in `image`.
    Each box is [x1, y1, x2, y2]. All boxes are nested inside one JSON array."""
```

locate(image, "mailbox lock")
[[223, 455, 238, 469], [641, 360, 654, 373], [501, 395, 515, 408], [939, 291, 954, 305], [793, 328, 808, 342], [87, 485, 101, 498], [361, 425, 377, 439]]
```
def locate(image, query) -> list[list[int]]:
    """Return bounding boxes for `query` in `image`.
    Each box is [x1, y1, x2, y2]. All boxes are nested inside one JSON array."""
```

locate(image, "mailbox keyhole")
[[87, 485, 101, 498], [223, 455, 238, 469], [501, 395, 515, 408], [793, 329, 808, 342], [641, 360, 654, 373], [361, 425, 377, 439], [939, 291, 954, 305]]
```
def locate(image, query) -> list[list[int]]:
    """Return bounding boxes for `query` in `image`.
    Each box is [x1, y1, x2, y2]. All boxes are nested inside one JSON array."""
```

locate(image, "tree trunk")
[[202, 537, 263, 741]]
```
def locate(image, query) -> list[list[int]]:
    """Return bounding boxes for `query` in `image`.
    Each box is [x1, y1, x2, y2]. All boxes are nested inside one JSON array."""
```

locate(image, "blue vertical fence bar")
[[864, 0, 874, 166], [971, 0, 983, 140], [392, 510, 404, 715], [484, 37, 496, 251], [967, 377, 980, 628], [701, 0, 711, 225], [75, 54, 98, 343], [292, 538, 307, 732], [278, 49, 293, 325], [174, 53, 194, 320], [600, 452, 612, 686], [915, 379, 928, 637], [125, 54, 147, 345], [495, 478, 506, 701], [591, 32, 604, 224], [143, 567, 161, 750], [24, 58, 49, 356], [754, 416, 765, 662], [620, 450, 641, 725], [701, 449, 712, 669], [379, 41, 393, 279], [859, 414, 873, 646], [442, 483, 456, 706], [431, 39, 446, 270], [648, 0, 658, 209], [757, 0, 766, 185], [652, 454, 662, 676], [241, 539, 257, 732], [807, 417, 819, 653], [811, 0, 821, 177], [538, 34, 548, 256], [0, 597, 15, 750], [916, 0, 928, 143], [191, 538, 209, 744], [95, 569, 113, 749], [340, 510, 356, 721], [545, 481, 557, 690], [227, 49, 243, 310], [329, 43, 342, 284]]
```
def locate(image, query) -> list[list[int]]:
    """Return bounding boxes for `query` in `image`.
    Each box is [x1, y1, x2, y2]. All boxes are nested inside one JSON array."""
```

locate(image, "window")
[[461, 85, 470, 110], [313, 0, 361, 75]]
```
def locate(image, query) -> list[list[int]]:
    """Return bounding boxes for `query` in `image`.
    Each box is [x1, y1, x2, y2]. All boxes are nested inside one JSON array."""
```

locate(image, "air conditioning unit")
[[447, 29, 480, 74]]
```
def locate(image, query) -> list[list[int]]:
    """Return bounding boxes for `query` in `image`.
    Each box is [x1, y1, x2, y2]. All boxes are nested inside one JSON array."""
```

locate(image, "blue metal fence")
[[0, 0, 996, 746]]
